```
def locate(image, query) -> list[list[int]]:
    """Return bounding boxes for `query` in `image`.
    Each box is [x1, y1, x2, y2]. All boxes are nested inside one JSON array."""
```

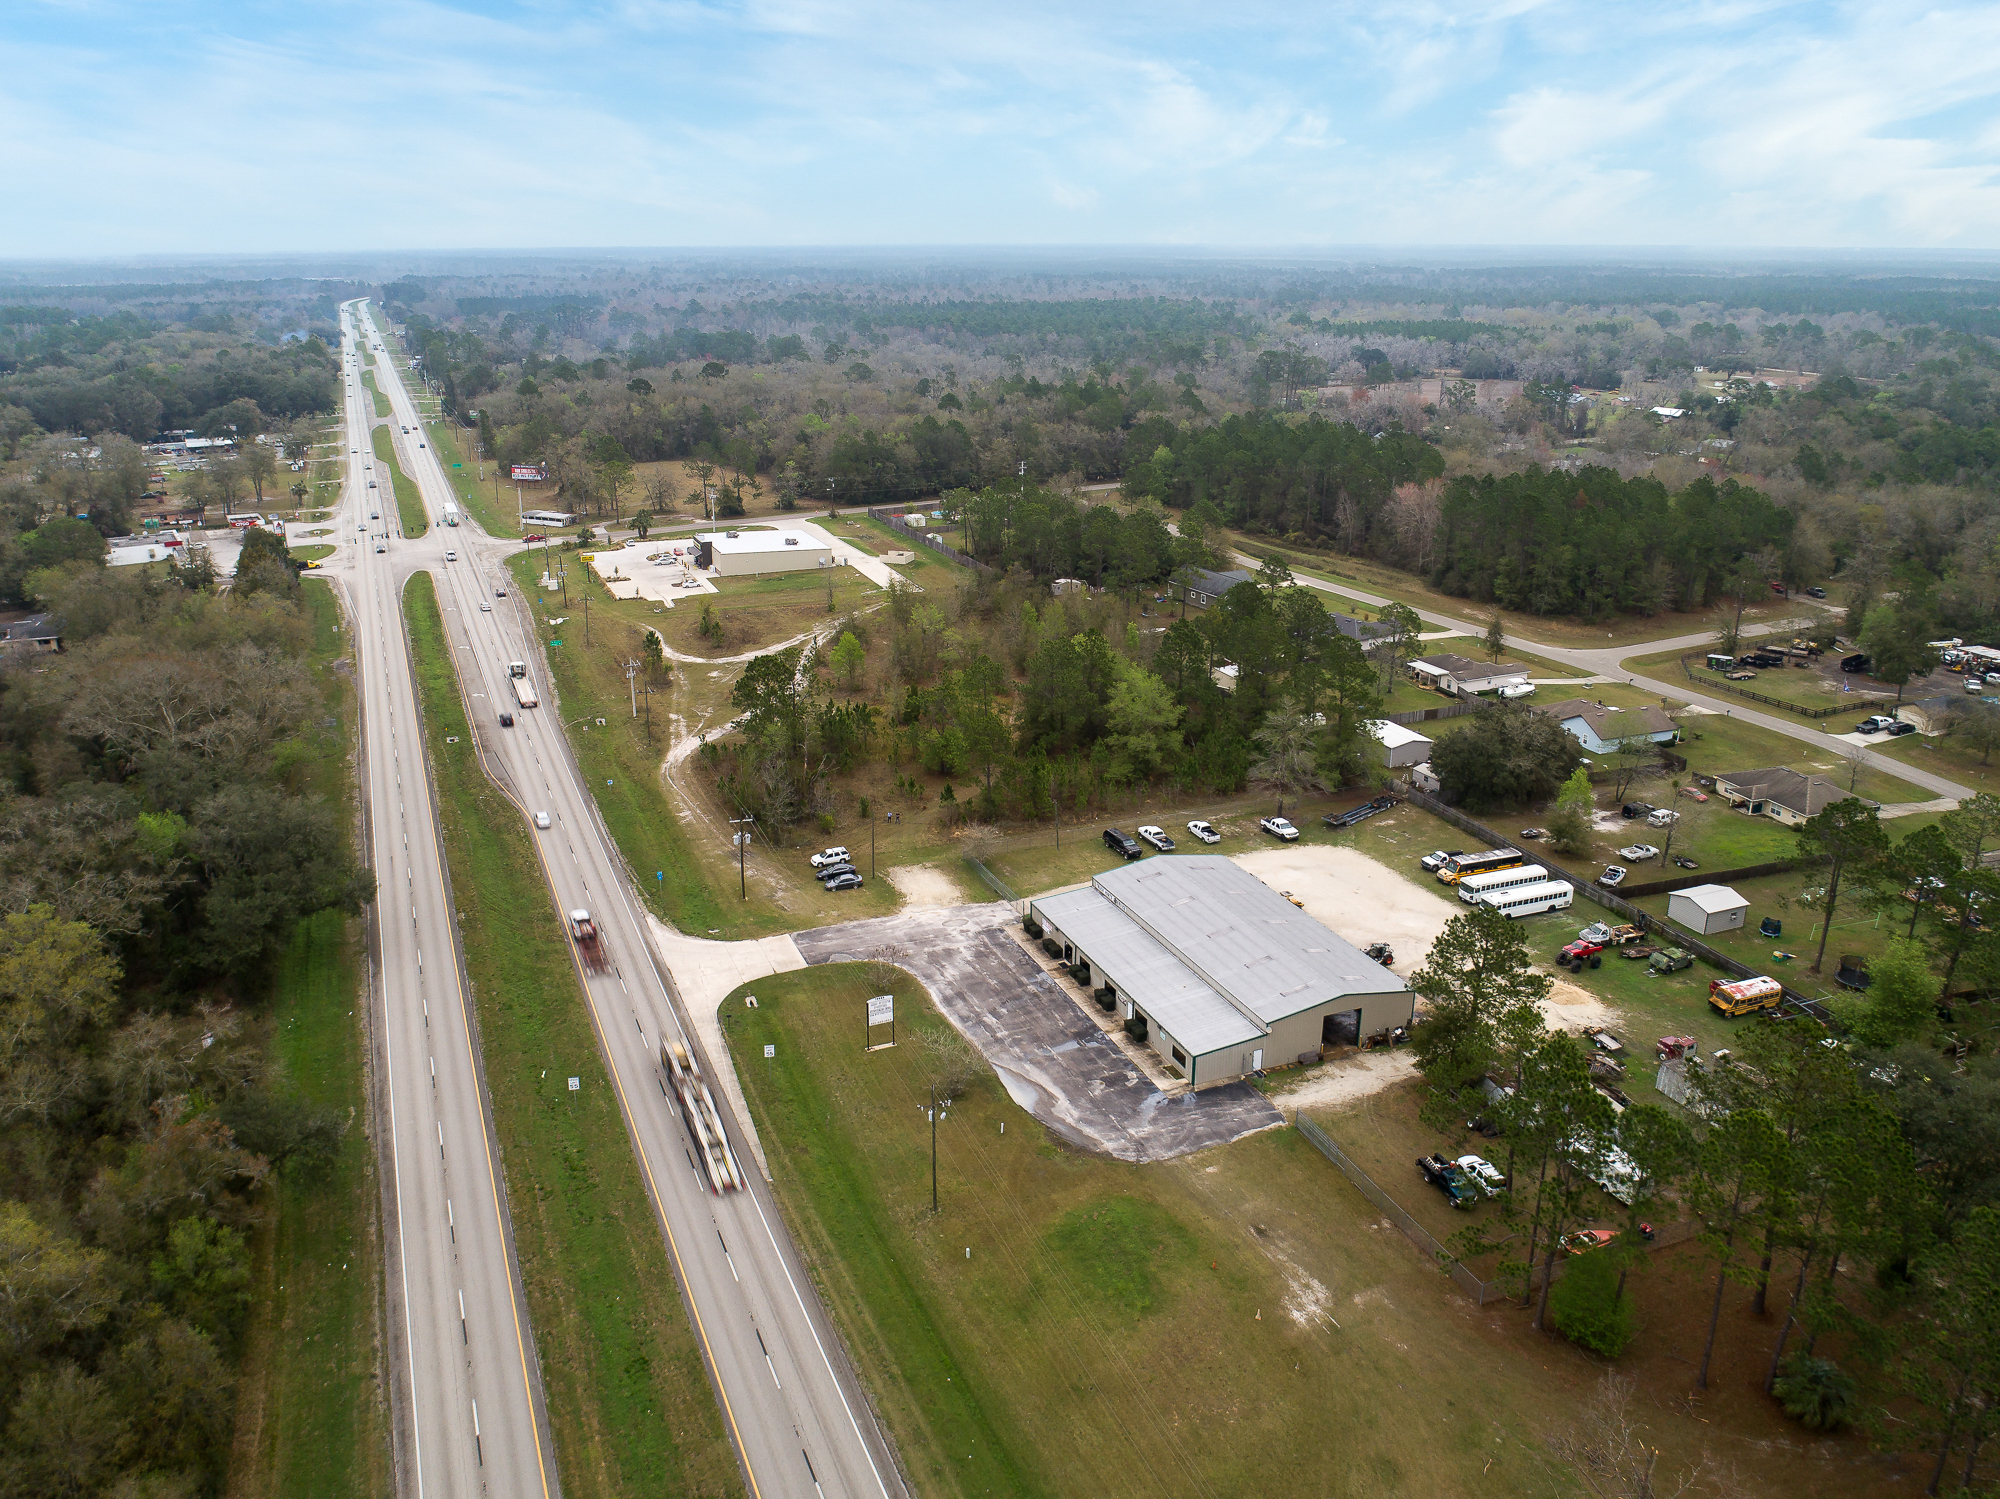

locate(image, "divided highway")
[[334, 307, 558, 1498], [348, 302, 907, 1499]]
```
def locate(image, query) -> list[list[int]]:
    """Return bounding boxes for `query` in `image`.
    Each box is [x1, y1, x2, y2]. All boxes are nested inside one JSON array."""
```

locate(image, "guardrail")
[[1677, 653, 1849, 718], [1397, 787, 1836, 1024]]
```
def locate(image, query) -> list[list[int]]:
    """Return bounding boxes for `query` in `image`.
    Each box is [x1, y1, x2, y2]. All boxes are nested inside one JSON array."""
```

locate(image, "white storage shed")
[[1667, 883, 1749, 936], [1368, 720, 1434, 769]]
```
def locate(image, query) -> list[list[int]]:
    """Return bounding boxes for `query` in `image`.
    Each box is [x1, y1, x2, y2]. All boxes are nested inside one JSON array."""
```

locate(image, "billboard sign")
[[866, 994, 894, 1027], [511, 464, 547, 482]]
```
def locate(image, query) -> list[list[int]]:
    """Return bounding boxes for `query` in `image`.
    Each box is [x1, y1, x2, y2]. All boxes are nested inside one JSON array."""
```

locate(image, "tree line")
[[0, 552, 373, 1493]]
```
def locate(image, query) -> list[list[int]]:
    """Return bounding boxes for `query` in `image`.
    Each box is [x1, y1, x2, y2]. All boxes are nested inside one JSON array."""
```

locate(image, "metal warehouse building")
[[1029, 857, 1413, 1087], [696, 529, 834, 576]]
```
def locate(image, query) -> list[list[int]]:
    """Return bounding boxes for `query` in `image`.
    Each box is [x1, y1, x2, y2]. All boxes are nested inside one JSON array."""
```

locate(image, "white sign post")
[[865, 993, 895, 1050]]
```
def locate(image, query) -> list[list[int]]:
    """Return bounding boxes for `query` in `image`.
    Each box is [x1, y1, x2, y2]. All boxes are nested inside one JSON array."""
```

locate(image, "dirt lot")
[[1232, 845, 1458, 980], [883, 862, 961, 907]]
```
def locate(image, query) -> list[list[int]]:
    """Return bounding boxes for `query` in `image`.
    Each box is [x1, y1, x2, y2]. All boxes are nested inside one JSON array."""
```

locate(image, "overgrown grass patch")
[[403, 574, 740, 1499]]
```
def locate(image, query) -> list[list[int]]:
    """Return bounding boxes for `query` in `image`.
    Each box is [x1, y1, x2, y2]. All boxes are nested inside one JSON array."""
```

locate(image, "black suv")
[[1102, 828, 1143, 860]]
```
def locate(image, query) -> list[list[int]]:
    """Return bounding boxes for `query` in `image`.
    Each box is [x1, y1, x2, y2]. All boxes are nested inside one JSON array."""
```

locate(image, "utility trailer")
[[662, 1040, 746, 1194]]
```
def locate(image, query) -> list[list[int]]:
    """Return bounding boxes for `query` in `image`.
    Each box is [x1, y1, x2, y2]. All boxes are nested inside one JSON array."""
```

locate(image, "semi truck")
[[663, 1040, 746, 1194], [511, 675, 538, 710], [568, 909, 606, 972]]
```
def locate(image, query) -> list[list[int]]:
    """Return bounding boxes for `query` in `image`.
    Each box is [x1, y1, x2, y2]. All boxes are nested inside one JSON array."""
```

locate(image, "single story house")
[[1539, 697, 1679, 754], [1898, 696, 1959, 735], [1408, 652, 1531, 698], [0, 613, 64, 657], [1332, 610, 1390, 643], [1712, 767, 1867, 826], [1173, 567, 1253, 609], [1368, 719, 1433, 768], [1667, 884, 1749, 936], [1028, 857, 1412, 1087]]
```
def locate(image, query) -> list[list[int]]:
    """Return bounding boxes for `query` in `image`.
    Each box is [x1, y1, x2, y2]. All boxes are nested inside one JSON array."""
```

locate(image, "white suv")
[[809, 847, 851, 869]]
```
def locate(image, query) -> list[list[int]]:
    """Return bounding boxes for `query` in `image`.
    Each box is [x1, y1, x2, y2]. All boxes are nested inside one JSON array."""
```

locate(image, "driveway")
[[792, 904, 1285, 1162]]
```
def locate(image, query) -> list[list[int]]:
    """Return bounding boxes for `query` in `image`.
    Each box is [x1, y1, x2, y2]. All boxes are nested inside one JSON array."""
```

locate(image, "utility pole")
[[730, 813, 755, 900], [623, 658, 640, 717], [929, 1084, 948, 1213], [583, 595, 590, 647]]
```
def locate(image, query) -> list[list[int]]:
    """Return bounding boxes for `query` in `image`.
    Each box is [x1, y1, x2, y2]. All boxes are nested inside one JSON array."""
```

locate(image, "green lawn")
[[290, 543, 336, 563], [369, 425, 428, 537], [361, 370, 391, 418], [422, 418, 519, 538], [832, 514, 970, 582], [1625, 646, 1874, 715], [1673, 710, 1930, 805], [403, 574, 741, 1499]]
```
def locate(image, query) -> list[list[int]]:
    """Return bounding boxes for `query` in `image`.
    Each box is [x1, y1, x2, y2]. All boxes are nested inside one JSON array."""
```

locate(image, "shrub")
[[1773, 1354, 1857, 1431], [1548, 1246, 1637, 1357], [1023, 917, 1044, 939], [1040, 936, 1061, 958]]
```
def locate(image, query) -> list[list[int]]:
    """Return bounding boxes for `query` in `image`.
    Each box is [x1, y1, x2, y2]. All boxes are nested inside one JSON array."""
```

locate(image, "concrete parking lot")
[[793, 904, 1284, 1162]]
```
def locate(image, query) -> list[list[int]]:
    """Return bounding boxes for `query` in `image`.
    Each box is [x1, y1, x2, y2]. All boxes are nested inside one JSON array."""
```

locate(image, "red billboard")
[[511, 464, 547, 482]]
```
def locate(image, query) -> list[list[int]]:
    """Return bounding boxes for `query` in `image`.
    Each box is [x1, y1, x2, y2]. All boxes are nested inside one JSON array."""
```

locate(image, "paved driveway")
[[793, 904, 1284, 1163]]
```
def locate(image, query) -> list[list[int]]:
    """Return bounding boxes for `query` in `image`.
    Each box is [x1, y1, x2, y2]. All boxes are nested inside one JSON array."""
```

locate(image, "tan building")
[[697, 529, 834, 576], [1712, 766, 1866, 827], [1029, 857, 1411, 1087]]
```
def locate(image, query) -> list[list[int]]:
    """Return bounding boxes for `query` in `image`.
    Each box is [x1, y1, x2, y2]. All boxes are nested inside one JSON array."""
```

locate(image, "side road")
[[1237, 551, 1974, 805]]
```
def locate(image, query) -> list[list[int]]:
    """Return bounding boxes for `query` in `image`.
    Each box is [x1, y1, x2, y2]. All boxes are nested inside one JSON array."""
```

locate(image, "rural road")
[[355, 304, 908, 1499], [1239, 551, 1976, 805], [335, 307, 560, 1498]]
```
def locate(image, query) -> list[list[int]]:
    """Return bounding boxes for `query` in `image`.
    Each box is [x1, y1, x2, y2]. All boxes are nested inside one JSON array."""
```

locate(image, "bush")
[[1548, 1246, 1637, 1357], [1023, 917, 1044, 939], [1773, 1354, 1857, 1431], [1040, 937, 1062, 958]]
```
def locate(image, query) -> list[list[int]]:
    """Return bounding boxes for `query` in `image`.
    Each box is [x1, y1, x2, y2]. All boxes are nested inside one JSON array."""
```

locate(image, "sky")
[[8, 0, 2000, 256]]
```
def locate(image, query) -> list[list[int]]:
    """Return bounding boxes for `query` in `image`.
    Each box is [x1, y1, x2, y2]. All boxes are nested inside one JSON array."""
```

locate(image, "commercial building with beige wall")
[[697, 528, 835, 576], [1028, 857, 1412, 1087]]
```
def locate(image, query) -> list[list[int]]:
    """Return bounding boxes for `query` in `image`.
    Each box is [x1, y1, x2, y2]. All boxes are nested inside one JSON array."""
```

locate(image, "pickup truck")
[[1417, 1154, 1478, 1209]]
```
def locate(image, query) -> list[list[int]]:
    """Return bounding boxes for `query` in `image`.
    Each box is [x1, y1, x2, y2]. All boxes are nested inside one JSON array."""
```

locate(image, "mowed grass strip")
[[403, 574, 741, 1499], [369, 425, 428, 537], [424, 419, 518, 537], [361, 370, 391, 417], [720, 964, 1581, 1499]]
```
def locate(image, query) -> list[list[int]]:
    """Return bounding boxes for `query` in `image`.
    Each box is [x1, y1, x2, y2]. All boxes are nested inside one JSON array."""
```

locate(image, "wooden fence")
[[1677, 653, 1850, 718]]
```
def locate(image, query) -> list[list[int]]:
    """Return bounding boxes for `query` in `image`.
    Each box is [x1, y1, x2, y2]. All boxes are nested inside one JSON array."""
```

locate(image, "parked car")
[[1681, 786, 1709, 802], [1617, 843, 1661, 861], [1598, 865, 1629, 888], [1455, 1156, 1508, 1196], [1102, 828, 1143, 859], [523, 533, 546, 542], [809, 847, 851, 869], [816, 864, 858, 883], [823, 872, 864, 892], [1186, 820, 1221, 844], [534, 810, 552, 829], [1259, 816, 1300, 842], [1620, 802, 1654, 819], [499, 712, 513, 727], [1136, 825, 1175, 852], [1518, 828, 1547, 841], [1886, 721, 1917, 737], [1806, 586, 1828, 599], [1417, 1154, 1478, 1209], [1419, 848, 1462, 871], [1645, 808, 1679, 828]]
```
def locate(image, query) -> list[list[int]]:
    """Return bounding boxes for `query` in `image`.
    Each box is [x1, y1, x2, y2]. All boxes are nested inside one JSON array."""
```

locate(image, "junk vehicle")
[[568, 909, 607, 972], [1436, 847, 1525, 884], [1362, 942, 1394, 967], [1417, 1154, 1478, 1209], [1709, 974, 1784, 1017], [662, 1040, 746, 1194], [1649, 948, 1694, 975]]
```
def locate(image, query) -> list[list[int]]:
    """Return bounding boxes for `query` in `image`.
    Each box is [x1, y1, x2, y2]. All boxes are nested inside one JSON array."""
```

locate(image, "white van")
[[1483, 880, 1575, 919], [1458, 863, 1550, 905]]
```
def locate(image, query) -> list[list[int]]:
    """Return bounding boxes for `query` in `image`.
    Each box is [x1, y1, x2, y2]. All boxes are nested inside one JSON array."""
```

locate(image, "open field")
[[421, 418, 519, 537], [1226, 532, 1821, 648], [404, 574, 741, 1498], [1868, 721, 2000, 787], [368, 425, 428, 537], [724, 962, 1902, 1499]]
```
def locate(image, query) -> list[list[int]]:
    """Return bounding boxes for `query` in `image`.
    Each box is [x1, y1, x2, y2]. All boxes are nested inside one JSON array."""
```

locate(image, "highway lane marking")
[[755, 1327, 780, 1388]]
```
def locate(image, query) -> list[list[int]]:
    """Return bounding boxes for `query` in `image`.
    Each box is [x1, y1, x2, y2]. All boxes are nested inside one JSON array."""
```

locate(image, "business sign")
[[511, 464, 547, 482], [867, 995, 894, 1027]]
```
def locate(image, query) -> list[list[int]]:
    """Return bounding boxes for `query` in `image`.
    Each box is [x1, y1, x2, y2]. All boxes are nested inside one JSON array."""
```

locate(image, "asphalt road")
[[332, 307, 559, 1499], [350, 305, 907, 1499]]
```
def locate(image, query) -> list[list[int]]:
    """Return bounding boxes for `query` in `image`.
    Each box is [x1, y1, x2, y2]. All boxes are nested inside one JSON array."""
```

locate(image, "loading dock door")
[[1323, 1009, 1361, 1048]]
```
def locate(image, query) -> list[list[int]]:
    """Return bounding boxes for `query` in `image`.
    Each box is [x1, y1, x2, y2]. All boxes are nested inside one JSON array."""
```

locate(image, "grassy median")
[[403, 574, 741, 1499], [369, 425, 428, 537]]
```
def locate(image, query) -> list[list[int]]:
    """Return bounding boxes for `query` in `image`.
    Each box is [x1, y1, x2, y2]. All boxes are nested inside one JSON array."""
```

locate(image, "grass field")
[[723, 963, 1894, 1499], [361, 370, 391, 418], [290, 543, 336, 563], [403, 574, 742, 1499], [369, 425, 428, 537], [420, 418, 520, 538]]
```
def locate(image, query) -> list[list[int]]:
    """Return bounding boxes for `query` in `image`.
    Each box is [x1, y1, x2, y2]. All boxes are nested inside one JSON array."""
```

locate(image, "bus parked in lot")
[[1458, 863, 1551, 905], [1436, 847, 1526, 884], [1482, 880, 1575, 919]]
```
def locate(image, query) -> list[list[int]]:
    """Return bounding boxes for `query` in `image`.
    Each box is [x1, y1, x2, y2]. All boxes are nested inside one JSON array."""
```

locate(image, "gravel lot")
[[1230, 845, 1459, 979]]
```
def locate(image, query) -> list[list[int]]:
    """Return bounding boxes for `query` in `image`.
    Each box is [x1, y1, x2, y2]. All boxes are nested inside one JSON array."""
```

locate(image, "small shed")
[[1368, 719, 1433, 769], [1667, 883, 1749, 936]]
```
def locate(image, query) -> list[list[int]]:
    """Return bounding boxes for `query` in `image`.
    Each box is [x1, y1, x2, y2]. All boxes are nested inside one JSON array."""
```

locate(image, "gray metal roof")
[[1032, 856, 1409, 1058], [1033, 886, 1263, 1056]]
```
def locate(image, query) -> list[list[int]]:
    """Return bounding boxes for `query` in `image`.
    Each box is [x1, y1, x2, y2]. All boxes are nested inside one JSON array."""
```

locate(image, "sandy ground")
[[1229, 845, 1459, 979], [884, 863, 960, 908]]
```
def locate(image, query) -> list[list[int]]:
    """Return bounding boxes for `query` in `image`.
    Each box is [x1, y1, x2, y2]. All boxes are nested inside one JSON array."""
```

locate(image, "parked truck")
[[511, 675, 538, 710], [568, 909, 606, 972], [663, 1040, 746, 1194], [441, 499, 461, 526]]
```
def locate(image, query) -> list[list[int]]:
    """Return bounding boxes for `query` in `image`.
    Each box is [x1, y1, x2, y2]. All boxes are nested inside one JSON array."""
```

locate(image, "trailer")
[[663, 1041, 746, 1194], [568, 909, 606, 972], [511, 676, 538, 710]]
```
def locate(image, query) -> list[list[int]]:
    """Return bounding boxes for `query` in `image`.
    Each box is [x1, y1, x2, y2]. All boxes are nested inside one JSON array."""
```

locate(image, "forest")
[[0, 543, 371, 1495]]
